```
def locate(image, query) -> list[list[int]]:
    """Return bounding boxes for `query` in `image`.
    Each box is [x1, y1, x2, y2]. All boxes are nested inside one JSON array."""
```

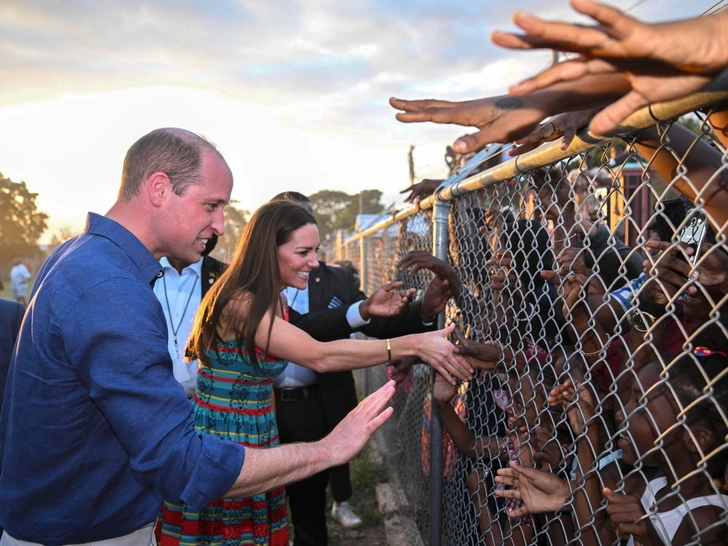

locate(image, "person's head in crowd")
[[333, 260, 358, 276], [270, 191, 313, 214], [609, 141, 628, 162], [190, 201, 318, 368], [615, 340, 728, 478], [499, 219, 554, 297], [448, 202, 489, 295], [334, 260, 360, 288], [113, 128, 231, 266]]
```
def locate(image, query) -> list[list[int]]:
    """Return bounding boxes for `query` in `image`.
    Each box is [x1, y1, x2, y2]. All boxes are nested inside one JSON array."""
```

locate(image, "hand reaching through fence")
[[451, 327, 505, 370], [492, 0, 728, 134], [510, 109, 599, 156], [646, 240, 728, 299], [400, 179, 443, 203], [358, 280, 415, 320], [547, 379, 596, 436], [421, 276, 452, 319], [602, 488, 651, 545], [494, 462, 570, 517], [397, 250, 463, 298], [386, 355, 418, 383]]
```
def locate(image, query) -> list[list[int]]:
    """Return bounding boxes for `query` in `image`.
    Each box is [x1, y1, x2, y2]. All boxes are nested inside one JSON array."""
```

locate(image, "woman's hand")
[[412, 323, 473, 384]]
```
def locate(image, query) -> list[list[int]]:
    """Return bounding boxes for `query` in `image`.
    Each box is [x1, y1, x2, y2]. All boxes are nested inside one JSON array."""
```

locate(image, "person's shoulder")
[[0, 297, 23, 317], [316, 262, 356, 282], [203, 255, 228, 274]]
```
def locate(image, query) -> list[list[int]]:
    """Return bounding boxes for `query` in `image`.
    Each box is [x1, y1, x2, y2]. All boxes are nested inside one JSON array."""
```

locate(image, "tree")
[[214, 201, 249, 262], [333, 190, 384, 233], [308, 189, 384, 237], [0, 172, 48, 265], [308, 190, 352, 236]]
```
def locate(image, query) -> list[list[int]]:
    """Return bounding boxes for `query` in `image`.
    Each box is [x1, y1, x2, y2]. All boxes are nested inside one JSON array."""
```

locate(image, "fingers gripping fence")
[[338, 88, 728, 546]]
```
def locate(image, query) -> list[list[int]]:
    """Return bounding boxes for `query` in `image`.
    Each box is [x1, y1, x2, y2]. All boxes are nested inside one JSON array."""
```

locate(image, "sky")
[[0, 0, 717, 243]]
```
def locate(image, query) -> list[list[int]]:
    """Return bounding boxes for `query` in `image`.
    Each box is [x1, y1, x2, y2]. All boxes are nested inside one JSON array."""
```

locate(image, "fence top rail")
[[335, 86, 728, 247]]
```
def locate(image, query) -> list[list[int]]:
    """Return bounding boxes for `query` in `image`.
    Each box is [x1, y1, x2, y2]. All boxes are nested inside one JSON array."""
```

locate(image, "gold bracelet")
[[552, 234, 579, 244], [386, 338, 392, 361], [580, 348, 601, 358]]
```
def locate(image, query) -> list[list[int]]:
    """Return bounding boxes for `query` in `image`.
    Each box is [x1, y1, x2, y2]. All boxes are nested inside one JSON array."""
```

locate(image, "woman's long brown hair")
[[189, 200, 316, 369]]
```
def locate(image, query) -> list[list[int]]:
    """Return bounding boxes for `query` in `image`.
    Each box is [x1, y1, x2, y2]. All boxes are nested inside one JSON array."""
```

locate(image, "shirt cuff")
[[347, 301, 370, 328], [179, 436, 246, 510]]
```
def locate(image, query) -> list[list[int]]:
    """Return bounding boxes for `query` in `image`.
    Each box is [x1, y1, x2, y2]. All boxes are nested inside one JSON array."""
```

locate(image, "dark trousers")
[[276, 389, 331, 546]]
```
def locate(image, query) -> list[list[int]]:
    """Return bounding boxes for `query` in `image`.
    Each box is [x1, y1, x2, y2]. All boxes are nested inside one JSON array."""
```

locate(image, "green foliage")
[[0, 172, 48, 264], [216, 201, 249, 262], [309, 189, 384, 236]]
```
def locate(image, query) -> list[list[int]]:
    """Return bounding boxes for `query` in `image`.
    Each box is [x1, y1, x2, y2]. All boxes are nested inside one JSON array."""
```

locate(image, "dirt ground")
[[289, 442, 390, 546]]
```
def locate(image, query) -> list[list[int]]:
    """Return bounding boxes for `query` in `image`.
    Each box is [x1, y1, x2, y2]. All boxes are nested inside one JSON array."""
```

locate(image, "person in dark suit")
[[0, 296, 23, 536], [0, 297, 23, 415], [153, 235, 226, 397], [271, 191, 451, 545]]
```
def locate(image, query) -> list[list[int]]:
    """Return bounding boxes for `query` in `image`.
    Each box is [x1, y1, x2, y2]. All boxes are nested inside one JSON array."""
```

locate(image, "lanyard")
[[162, 273, 198, 351]]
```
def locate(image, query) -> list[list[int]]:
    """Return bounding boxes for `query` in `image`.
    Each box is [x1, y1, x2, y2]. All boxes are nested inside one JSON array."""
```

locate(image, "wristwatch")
[[631, 299, 666, 333], [630, 310, 658, 333]]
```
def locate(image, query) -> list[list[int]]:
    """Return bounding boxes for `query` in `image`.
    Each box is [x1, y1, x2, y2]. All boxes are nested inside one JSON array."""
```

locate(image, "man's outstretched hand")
[[323, 381, 396, 467]]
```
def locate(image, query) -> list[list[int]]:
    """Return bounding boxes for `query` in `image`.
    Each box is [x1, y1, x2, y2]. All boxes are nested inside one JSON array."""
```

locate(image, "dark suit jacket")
[[288, 262, 435, 425], [0, 298, 24, 410], [201, 256, 226, 298]]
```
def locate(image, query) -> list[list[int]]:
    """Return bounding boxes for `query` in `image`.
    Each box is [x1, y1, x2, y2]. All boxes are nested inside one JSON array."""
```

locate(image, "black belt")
[[274, 384, 320, 402]]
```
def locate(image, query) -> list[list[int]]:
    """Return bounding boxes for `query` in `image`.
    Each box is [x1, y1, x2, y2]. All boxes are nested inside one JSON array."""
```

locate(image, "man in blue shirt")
[[0, 128, 395, 546]]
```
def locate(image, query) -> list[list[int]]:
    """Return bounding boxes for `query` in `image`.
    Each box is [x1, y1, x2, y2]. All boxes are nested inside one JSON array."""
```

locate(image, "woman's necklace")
[[162, 273, 197, 352]]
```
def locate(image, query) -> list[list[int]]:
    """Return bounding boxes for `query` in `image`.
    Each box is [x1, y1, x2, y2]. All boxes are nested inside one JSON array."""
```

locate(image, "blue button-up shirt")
[[0, 213, 245, 545]]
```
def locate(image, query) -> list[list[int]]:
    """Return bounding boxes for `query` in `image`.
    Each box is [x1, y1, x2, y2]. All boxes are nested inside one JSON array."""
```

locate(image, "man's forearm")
[[226, 440, 332, 498]]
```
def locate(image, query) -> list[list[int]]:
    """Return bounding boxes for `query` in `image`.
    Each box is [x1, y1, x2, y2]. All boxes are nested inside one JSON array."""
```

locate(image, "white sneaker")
[[331, 501, 363, 528]]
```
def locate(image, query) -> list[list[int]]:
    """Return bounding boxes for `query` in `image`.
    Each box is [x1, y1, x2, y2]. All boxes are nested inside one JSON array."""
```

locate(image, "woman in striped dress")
[[159, 201, 471, 545]]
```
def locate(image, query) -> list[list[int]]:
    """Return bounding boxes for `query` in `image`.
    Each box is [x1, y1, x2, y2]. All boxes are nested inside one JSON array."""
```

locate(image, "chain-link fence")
[[337, 89, 728, 545]]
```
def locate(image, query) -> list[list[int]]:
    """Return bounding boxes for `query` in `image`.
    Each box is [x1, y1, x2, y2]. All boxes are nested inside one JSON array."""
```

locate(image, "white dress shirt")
[[153, 257, 202, 397], [274, 285, 369, 388]]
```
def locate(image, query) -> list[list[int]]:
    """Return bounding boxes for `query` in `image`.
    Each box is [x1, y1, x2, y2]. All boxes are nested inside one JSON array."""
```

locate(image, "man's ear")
[[147, 172, 171, 207]]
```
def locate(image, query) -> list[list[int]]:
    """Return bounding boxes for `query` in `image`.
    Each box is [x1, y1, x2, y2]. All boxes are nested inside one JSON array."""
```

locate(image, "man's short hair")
[[118, 128, 219, 201]]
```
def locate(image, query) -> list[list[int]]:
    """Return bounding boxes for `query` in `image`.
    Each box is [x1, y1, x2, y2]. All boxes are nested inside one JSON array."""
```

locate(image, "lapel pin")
[[315, 277, 320, 283]]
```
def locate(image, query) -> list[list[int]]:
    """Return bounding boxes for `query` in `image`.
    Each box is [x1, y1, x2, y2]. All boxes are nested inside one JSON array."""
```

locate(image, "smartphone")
[[654, 196, 693, 243], [676, 212, 708, 264]]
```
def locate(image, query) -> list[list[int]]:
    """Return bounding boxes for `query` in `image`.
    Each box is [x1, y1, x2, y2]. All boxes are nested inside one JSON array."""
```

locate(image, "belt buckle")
[[278, 388, 297, 402]]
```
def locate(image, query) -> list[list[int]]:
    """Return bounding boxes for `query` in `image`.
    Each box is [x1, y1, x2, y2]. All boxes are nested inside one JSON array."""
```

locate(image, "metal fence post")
[[359, 235, 370, 395], [429, 199, 449, 546]]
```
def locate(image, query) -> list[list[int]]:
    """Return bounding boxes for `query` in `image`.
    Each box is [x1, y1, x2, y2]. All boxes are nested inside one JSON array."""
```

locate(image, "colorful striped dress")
[[158, 334, 289, 546]]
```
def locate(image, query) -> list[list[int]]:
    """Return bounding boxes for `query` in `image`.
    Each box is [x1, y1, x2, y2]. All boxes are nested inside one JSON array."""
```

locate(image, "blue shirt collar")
[[85, 212, 164, 286]]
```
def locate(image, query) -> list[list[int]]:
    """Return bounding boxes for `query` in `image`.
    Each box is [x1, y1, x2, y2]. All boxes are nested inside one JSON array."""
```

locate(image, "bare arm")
[[226, 380, 395, 497], [390, 74, 630, 154], [632, 123, 728, 227], [255, 307, 472, 383]]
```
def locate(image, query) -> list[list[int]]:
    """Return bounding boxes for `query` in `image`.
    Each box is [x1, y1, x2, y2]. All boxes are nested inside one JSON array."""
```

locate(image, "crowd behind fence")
[[336, 90, 728, 545]]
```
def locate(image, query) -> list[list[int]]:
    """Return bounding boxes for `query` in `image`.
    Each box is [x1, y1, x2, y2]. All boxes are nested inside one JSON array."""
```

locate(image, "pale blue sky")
[[0, 0, 717, 241]]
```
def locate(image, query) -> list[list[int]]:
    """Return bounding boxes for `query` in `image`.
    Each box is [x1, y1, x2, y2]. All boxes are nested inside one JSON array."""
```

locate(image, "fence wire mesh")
[[338, 101, 728, 545]]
